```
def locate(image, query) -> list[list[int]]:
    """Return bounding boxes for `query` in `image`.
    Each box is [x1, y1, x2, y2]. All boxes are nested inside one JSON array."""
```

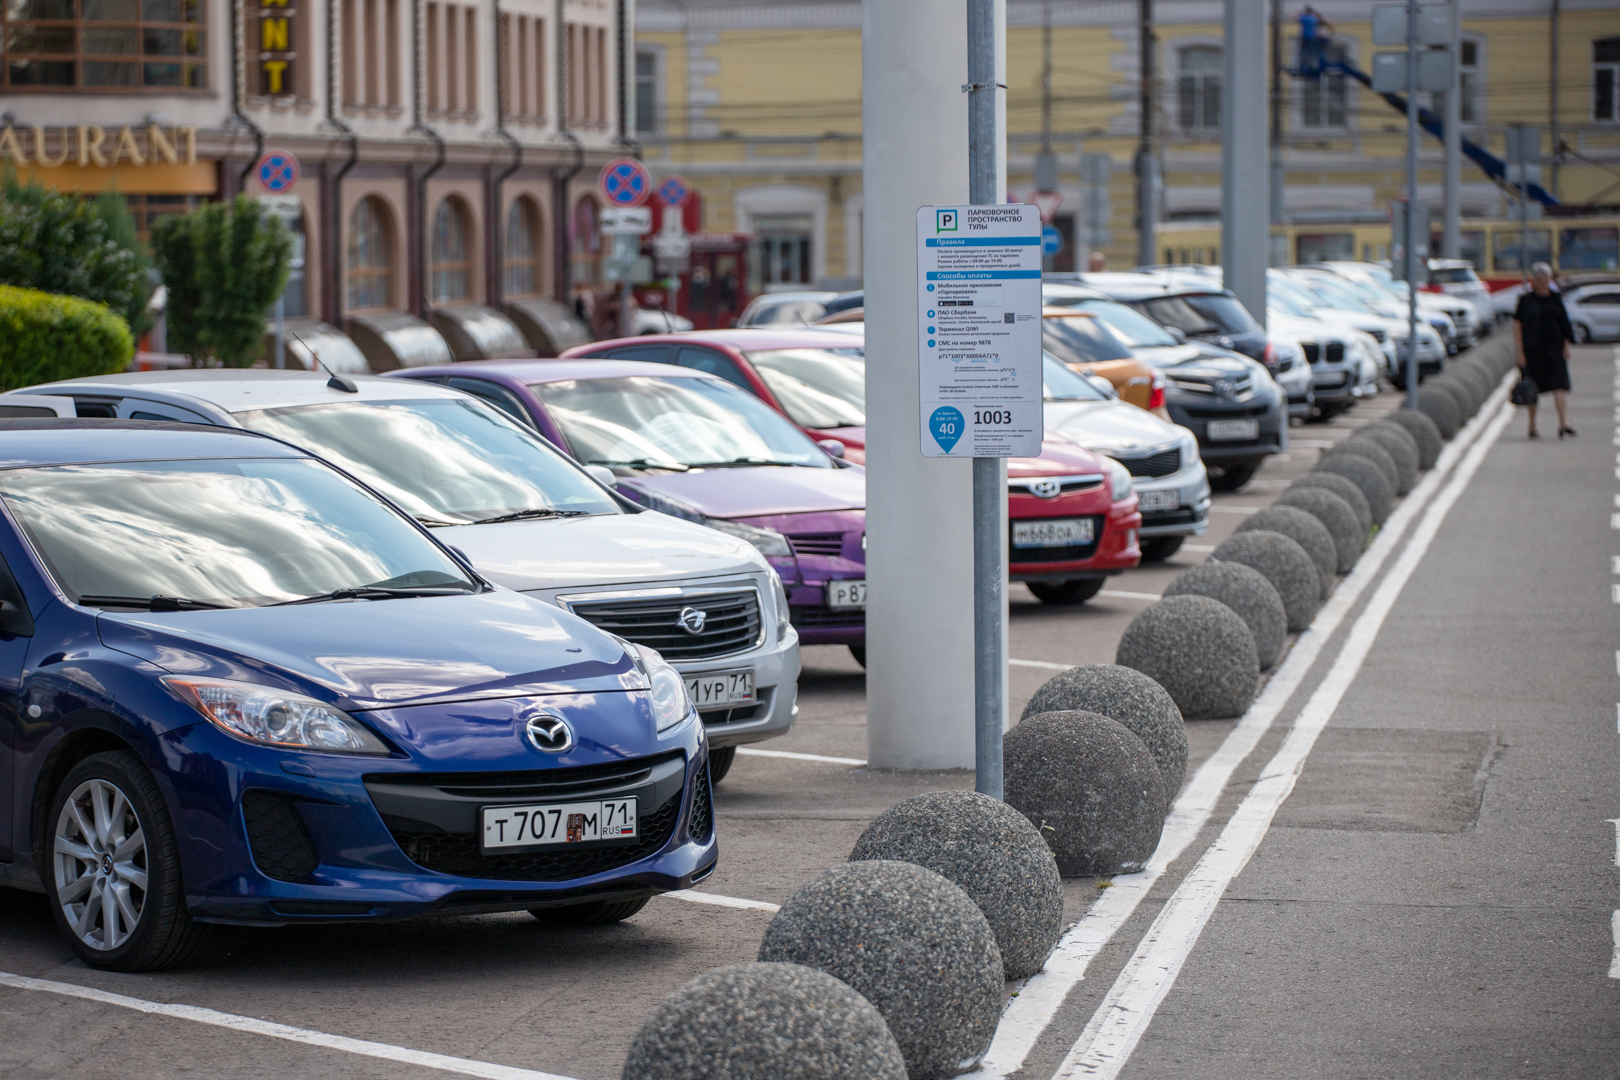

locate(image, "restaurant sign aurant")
[[0, 125, 200, 168]]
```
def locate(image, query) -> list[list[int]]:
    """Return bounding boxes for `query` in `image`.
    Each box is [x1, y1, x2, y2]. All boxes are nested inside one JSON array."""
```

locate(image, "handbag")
[[1510, 375, 1539, 406]]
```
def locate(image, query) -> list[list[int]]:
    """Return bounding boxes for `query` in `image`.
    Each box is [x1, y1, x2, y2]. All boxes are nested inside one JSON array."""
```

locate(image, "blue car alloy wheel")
[[0, 421, 717, 971]]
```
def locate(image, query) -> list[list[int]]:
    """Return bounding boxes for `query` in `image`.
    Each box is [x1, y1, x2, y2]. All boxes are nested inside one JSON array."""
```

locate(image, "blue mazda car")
[[0, 420, 716, 971]]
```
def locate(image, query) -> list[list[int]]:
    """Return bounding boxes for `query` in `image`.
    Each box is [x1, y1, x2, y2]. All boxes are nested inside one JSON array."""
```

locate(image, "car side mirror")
[[1085, 375, 1118, 399], [0, 597, 33, 638], [584, 464, 619, 488], [1165, 326, 1187, 344], [816, 439, 846, 459]]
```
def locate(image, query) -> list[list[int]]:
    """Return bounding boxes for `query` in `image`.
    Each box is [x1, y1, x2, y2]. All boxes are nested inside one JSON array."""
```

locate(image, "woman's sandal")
[[1528, 429, 1540, 439], [1559, 426, 1577, 439]]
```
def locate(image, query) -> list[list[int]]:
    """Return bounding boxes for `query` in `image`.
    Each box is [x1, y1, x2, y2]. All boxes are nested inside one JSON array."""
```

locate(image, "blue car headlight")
[[163, 676, 390, 755]]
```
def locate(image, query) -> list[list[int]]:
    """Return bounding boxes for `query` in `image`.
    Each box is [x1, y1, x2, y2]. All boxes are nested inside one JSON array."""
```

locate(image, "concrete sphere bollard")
[[1019, 664, 1189, 813], [1385, 408, 1444, 469], [1352, 424, 1420, 495], [1210, 530, 1322, 631], [1323, 436, 1399, 494], [1434, 375, 1480, 419], [1273, 486, 1363, 574], [1115, 594, 1260, 717], [1363, 417, 1423, 466], [1416, 385, 1461, 439], [850, 791, 1064, 980], [622, 963, 908, 1080], [1162, 562, 1287, 670], [1313, 452, 1394, 527], [1004, 710, 1168, 873], [757, 861, 1002, 1080], [1290, 471, 1373, 537], [1456, 365, 1496, 410], [1235, 505, 1338, 600]]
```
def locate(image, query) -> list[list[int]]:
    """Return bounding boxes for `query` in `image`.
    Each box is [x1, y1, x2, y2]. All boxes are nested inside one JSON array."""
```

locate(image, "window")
[[341, 0, 398, 109], [1458, 39, 1479, 123], [346, 196, 392, 310], [1297, 38, 1349, 128], [1596, 38, 1620, 122], [501, 12, 544, 121], [1492, 228, 1552, 273], [124, 193, 199, 239], [1176, 46, 1221, 132], [424, 2, 474, 115], [1, 0, 207, 90], [753, 213, 814, 286], [430, 197, 472, 303], [1559, 227, 1619, 271], [570, 196, 601, 286], [635, 48, 657, 133], [503, 197, 542, 297], [566, 22, 606, 126]]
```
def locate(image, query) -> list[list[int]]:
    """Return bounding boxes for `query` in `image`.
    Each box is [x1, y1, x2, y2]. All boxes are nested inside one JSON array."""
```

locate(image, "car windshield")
[[1267, 274, 1324, 316], [1041, 314, 1135, 366], [1178, 294, 1260, 334], [1053, 299, 1179, 347], [237, 398, 620, 524], [1315, 273, 1395, 307], [1043, 354, 1111, 401], [1429, 266, 1477, 284], [533, 375, 833, 469], [745, 346, 866, 429], [750, 299, 831, 326], [1293, 275, 1374, 313], [0, 457, 476, 608]]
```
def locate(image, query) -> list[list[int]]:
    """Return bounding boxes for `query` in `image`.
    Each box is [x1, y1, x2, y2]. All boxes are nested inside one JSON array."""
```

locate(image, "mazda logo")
[[1214, 379, 1236, 398], [525, 714, 574, 753], [1030, 479, 1062, 499], [677, 606, 708, 635]]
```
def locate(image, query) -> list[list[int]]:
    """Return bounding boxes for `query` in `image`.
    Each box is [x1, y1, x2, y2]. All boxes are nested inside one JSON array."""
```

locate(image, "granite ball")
[[1455, 361, 1498, 406], [1384, 408, 1443, 470], [1417, 384, 1462, 438], [1323, 436, 1399, 494], [1003, 710, 1168, 873], [1273, 485, 1363, 574], [1289, 471, 1373, 536], [1115, 594, 1260, 718], [1162, 561, 1287, 670], [1433, 375, 1480, 419], [1313, 452, 1394, 526], [757, 861, 1002, 1080], [1352, 423, 1419, 495], [622, 963, 908, 1080], [850, 791, 1064, 979], [1235, 505, 1338, 600], [1209, 530, 1321, 632], [1019, 664, 1189, 812]]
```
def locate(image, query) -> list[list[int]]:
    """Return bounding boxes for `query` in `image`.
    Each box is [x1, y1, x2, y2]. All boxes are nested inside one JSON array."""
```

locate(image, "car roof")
[[395, 358, 727, 383], [1082, 272, 1229, 300], [22, 369, 463, 417], [747, 291, 837, 305], [1040, 282, 1112, 300], [563, 328, 867, 354], [0, 418, 304, 469]]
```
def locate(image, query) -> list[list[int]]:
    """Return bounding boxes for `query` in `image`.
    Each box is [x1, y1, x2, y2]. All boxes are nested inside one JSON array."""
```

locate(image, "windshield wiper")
[[469, 508, 592, 525], [414, 515, 465, 528], [685, 457, 802, 468], [586, 458, 690, 472], [79, 594, 231, 612], [269, 585, 475, 607]]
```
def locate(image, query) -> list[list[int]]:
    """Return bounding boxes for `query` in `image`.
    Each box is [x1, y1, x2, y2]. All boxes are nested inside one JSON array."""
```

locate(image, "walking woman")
[[1513, 262, 1576, 439]]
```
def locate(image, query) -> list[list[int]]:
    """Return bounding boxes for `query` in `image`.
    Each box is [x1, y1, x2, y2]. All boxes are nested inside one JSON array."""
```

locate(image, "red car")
[[563, 330, 1141, 603]]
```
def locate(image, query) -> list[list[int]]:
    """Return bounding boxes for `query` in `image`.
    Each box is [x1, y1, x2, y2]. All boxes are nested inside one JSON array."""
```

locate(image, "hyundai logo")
[[1214, 379, 1236, 398], [677, 606, 708, 635], [1029, 478, 1062, 499], [525, 714, 574, 753]]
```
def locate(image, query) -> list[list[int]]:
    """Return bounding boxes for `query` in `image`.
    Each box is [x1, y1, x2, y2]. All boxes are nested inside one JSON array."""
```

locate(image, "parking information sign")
[[916, 205, 1044, 458]]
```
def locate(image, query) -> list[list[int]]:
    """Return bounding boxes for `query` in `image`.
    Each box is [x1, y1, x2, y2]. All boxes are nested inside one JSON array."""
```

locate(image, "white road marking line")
[[1182, 544, 1215, 552], [1612, 912, 1620, 979], [1209, 505, 1260, 514], [1052, 399, 1514, 1080], [1288, 439, 1336, 448], [965, 373, 1518, 1080], [1611, 513, 1620, 530], [1009, 658, 1073, 672], [1611, 585, 1619, 603], [663, 889, 781, 912], [1607, 819, 1620, 867], [0, 971, 577, 1080], [1098, 590, 1162, 601], [734, 747, 866, 766], [1611, 556, 1620, 574]]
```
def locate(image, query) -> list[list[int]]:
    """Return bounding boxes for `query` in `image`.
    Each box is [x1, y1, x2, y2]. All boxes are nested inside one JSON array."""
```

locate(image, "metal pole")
[[274, 294, 285, 369], [1550, 0, 1561, 198], [1040, 1, 1052, 154], [1441, 0, 1461, 259], [1404, 0, 1420, 409], [1135, 0, 1156, 268], [1223, 0, 1267, 331], [1269, 0, 1285, 229], [968, 0, 1004, 801]]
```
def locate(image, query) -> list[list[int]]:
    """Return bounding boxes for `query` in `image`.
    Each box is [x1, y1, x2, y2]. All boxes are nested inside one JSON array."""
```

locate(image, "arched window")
[[569, 196, 601, 286], [346, 196, 393, 310], [504, 197, 543, 297], [1177, 45, 1222, 132], [430, 197, 472, 303]]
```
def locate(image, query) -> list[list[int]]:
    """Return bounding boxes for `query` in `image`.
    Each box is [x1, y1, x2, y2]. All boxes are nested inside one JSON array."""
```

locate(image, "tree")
[[150, 195, 292, 368]]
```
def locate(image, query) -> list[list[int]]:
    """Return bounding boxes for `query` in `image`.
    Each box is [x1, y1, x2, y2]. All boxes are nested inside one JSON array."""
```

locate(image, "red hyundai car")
[[562, 329, 1141, 603]]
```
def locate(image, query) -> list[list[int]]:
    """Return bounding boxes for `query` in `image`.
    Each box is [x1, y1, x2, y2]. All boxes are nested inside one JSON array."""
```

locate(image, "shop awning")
[[268, 318, 370, 373], [504, 297, 593, 357], [346, 312, 454, 371], [431, 305, 535, 361]]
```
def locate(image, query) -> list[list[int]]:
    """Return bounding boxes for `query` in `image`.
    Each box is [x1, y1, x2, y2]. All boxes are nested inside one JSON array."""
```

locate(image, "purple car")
[[389, 360, 868, 649]]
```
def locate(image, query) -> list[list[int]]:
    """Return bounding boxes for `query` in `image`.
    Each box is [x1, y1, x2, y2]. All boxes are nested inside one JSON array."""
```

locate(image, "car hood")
[[618, 464, 866, 519], [1268, 311, 1363, 344], [1043, 399, 1189, 456], [1130, 342, 1253, 374], [97, 590, 638, 711], [442, 512, 765, 592]]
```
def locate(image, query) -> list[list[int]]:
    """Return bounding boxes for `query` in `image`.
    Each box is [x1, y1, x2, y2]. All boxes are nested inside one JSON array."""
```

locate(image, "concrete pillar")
[[863, 0, 976, 769], [1222, 0, 1267, 329]]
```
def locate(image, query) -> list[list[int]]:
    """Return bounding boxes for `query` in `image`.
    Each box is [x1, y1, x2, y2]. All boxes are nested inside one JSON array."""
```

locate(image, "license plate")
[[482, 798, 638, 851], [1136, 489, 1181, 512], [1012, 517, 1095, 548], [686, 668, 755, 709], [1206, 418, 1260, 441], [827, 579, 867, 609]]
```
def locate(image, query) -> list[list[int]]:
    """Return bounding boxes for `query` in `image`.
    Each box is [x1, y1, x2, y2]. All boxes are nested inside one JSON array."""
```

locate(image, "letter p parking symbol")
[[937, 209, 957, 233]]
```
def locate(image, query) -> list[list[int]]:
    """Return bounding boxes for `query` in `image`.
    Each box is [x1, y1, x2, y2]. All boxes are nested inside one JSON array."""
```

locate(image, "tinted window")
[[0, 458, 474, 607], [532, 375, 833, 469], [591, 344, 671, 364], [1042, 355, 1110, 401], [1580, 292, 1620, 305], [237, 398, 619, 523], [1041, 315, 1135, 366], [1136, 296, 1219, 335], [745, 347, 866, 428], [1058, 299, 1179, 347], [1428, 267, 1478, 284], [447, 377, 533, 426], [673, 346, 752, 389], [1180, 294, 1261, 334]]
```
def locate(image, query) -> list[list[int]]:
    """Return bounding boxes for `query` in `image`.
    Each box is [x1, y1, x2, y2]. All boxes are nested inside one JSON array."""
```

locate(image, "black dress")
[[1514, 290, 1574, 393]]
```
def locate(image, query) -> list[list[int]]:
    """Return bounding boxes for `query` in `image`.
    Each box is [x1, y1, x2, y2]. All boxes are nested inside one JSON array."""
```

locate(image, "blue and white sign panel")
[[917, 204, 1044, 458]]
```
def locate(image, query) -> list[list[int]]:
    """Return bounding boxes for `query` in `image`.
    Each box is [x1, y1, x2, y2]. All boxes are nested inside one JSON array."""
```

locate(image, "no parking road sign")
[[599, 158, 653, 207], [255, 150, 299, 194], [657, 174, 691, 208]]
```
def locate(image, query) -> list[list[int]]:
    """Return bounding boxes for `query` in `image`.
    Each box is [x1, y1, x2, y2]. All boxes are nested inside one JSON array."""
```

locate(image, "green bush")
[[0, 284, 134, 391], [151, 195, 291, 368]]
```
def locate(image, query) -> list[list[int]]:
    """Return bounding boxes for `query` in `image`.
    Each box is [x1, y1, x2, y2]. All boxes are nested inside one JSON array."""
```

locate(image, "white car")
[[12, 371, 800, 783], [1272, 270, 1445, 384], [1426, 258, 1496, 327], [1564, 284, 1620, 342], [1318, 261, 1480, 349]]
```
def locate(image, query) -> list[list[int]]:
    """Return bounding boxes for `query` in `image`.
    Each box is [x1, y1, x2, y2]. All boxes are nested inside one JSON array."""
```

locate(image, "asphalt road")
[[2, 336, 1613, 1080]]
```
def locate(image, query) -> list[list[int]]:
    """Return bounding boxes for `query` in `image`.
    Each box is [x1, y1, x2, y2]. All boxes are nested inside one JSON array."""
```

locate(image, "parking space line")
[[1607, 819, 1620, 867], [1052, 398, 1514, 1080], [1611, 913, 1620, 979], [1209, 505, 1260, 514], [734, 747, 866, 766], [1098, 590, 1162, 601], [663, 889, 781, 912], [0, 971, 577, 1080], [1182, 544, 1215, 552], [1009, 659, 1072, 672]]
